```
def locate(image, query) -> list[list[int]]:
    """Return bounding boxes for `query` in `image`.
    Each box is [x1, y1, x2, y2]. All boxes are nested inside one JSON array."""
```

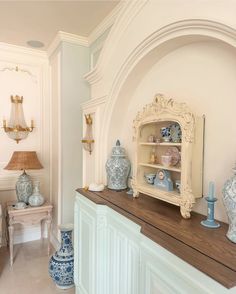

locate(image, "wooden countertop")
[[77, 188, 236, 289]]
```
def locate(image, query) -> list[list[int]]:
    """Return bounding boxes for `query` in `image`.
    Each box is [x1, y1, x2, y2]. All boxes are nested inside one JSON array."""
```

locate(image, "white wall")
[[0, 44, 50, 244], [110, 40, 236, 222], [61, 42, 90, 224], [83, 0, 236, 223]]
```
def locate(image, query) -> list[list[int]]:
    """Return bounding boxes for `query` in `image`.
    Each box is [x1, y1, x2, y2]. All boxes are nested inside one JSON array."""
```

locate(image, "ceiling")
[[0, 1, 119, 50]]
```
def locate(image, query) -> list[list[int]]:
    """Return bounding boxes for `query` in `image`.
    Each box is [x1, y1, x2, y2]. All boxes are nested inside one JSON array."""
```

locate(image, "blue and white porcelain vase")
[[106, 140, 131, 191], [222, 164, 236, 243], [49, 225, 74, 289], [16, 171, 33, 204]]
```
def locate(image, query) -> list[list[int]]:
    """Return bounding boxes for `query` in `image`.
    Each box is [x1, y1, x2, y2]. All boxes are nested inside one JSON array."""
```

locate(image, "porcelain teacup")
[[14, 202, 27, 210], [144, 173, 156, 184], [161, 155, 172, 167]]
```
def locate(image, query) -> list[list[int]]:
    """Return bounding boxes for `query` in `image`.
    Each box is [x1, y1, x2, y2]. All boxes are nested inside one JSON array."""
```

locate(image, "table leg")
[[8, 225, 14, 266], [41, 220, 44, 239], [46, 218, 52, 255]]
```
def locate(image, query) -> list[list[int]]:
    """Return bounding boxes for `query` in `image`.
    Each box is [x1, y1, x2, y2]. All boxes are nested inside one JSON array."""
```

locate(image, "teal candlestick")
[[201, 182, 220, 229], [208, 181, 215, 199]]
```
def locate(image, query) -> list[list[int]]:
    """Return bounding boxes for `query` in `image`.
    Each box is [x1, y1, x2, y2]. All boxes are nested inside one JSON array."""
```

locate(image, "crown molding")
[[88, 2, 124, 45], [0, 42, 47, 59], [81, 96, 107, 112], [84, 0, 148, 86], [47, 31, 89, 57], [47, 2, 123, 57]]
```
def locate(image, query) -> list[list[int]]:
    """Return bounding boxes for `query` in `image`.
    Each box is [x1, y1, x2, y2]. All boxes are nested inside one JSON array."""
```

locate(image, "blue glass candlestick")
[[201, 182, 220, 228]]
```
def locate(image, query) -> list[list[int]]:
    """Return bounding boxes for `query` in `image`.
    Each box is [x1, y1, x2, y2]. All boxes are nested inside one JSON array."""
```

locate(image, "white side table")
[[6, 202, 53, 266]]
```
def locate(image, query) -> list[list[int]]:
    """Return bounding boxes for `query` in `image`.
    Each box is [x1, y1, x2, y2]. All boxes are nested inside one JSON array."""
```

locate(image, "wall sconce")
[[82, 114, 94, 155], [3, 95, 34, 143]]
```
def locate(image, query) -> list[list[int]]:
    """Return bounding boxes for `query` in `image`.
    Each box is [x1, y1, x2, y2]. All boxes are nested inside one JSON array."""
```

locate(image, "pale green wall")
[[61, 42, 90, 224]]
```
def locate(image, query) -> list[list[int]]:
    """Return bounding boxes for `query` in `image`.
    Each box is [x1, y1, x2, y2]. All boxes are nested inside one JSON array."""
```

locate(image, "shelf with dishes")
[[132, 94, 204, 219], [138, 164, 181, 195]]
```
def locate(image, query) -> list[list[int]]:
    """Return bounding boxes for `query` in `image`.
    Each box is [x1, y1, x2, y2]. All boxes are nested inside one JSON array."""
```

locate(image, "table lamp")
[[4, 151, 43, 204]]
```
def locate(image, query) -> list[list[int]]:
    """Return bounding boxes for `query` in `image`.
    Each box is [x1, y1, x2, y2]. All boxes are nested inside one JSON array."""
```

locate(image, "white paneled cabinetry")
[[74, 193, 235, 294]]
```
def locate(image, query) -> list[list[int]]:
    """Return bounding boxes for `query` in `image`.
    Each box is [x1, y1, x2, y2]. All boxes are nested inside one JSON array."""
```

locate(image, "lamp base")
[[16, 171, 33, 204]]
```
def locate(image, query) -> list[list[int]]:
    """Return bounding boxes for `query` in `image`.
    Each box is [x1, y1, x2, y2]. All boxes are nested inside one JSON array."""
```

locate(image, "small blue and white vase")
[[160, 127, 171, 142], [49, 225, 74, 289], [106, 140, 131, 191], [222, 164, 236, 243]]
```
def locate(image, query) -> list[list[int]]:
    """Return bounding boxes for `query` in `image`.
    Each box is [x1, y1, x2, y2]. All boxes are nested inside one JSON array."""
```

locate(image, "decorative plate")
[[166, 147, 180, 166], [169, 123, 182, 143]]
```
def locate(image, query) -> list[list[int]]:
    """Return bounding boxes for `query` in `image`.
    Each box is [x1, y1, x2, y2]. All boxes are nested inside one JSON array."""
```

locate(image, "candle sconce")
[[201, 182, 220, 228], [3, 95, 34, 143], [81, 114, 94, 155]]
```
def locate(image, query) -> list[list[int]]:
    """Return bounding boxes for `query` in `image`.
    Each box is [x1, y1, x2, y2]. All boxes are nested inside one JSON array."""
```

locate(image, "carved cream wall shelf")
[[132, 94, 204, 219]]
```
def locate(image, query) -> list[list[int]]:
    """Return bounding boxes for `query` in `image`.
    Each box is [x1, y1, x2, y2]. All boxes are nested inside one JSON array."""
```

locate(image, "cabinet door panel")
[[78, 208, 96, 294], [107, 221, 140, 294]]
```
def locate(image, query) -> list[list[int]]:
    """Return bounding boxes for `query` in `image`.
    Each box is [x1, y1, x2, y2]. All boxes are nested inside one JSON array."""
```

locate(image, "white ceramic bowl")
[[14, 202, 27, 210]]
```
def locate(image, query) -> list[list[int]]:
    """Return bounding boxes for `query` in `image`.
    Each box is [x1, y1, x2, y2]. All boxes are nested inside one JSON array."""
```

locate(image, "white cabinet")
[[74, 192, 236, 294], [74, 193, 140, 294]]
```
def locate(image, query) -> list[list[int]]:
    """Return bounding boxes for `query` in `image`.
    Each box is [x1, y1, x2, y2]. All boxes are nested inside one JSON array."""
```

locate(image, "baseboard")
[[50, 230, 60, 251]]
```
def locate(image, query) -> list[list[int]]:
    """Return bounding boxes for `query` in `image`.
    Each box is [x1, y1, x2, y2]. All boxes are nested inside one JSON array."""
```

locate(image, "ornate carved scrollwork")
[[133, 93, 195, 142]]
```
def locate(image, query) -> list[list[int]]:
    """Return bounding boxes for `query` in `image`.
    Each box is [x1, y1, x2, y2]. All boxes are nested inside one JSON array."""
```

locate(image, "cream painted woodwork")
[[132, 94, 204, 219], [74, 193, 235, 294]]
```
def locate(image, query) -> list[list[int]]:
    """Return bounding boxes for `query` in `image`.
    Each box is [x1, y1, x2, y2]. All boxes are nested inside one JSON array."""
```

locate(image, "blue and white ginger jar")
[[16, 171, 33, 204], [222, 164, 236, 243], [49, 224, 74, 289], [106, 140, 131, 191]]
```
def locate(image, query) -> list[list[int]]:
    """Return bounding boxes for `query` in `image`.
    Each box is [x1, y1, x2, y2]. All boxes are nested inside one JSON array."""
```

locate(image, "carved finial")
[[116, 140, 120, 146]]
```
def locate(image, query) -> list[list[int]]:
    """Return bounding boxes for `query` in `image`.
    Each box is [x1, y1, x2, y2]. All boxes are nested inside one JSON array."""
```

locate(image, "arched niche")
[[97, 20, 236, 221]]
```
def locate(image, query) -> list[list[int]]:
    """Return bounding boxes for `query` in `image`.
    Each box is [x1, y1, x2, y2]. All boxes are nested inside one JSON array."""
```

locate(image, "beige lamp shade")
[[4, 151, 43, 170]]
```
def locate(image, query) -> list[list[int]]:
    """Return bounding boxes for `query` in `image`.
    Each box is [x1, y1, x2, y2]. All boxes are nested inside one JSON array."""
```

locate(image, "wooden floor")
[[0, 240, 75, 294]]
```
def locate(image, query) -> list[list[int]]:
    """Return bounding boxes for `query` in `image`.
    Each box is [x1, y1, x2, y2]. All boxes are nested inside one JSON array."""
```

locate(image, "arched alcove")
[[97, 20, 236, 221]]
